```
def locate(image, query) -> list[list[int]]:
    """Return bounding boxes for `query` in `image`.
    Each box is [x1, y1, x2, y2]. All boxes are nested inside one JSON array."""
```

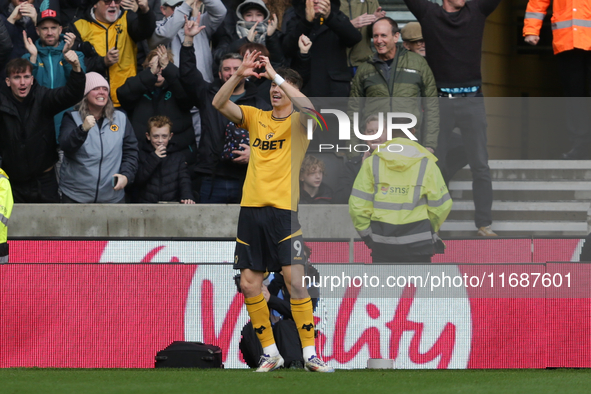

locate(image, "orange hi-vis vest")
[[524, 0, 591, 54]]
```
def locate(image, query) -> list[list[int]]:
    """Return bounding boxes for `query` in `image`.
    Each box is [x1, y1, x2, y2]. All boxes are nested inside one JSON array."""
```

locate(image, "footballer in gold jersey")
[[212, 49, 333, 373]]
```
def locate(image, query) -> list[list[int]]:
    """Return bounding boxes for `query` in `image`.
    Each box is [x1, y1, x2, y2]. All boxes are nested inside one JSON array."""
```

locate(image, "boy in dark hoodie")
[[135, 115, 195, 204]]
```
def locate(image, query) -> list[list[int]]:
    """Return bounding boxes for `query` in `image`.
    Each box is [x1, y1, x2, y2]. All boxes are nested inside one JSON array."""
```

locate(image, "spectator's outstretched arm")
[[135, 150, 161, 185], [119, 118, 140, 184], [44, 52, 86, 116], [523, 0, 550, 40], [162, 61, 193, 111], [290, 34, 312, 87], [127, 1, 157, 43], [281, 7, 313, 58], [200, 0, 227, 37], [0, 17, 13, 70], [401, 0, 431, 20], [179, 16, 208, 106], [148, 1, 192, 48], [478, 0, 503, 17]]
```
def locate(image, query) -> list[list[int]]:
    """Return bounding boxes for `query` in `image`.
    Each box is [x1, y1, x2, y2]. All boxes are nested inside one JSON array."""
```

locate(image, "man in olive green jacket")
[[349, 17, 439, 152]]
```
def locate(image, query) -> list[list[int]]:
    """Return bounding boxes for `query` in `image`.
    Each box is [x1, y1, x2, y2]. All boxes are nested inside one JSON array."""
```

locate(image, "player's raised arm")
[[212, 50, 262, 124], [258, 55, 315, 129]]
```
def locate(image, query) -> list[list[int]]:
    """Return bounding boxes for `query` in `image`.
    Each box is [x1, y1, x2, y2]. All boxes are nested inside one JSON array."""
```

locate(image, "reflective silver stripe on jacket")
[[0, 213, 7, 226], [0, 255, 7, 263], [428, 193, 451, 207], [525, 12, 545, 20], [351, 188, 375, 201], [358, 227, 372, 237], [372, 155, 380, 196], [0, 174, 7, 180], [371, 231, 433, 245], [553, 19, 591, 30]]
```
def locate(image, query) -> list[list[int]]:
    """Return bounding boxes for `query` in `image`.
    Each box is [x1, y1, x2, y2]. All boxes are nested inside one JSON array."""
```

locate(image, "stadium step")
[[442, 160, 591, 238]]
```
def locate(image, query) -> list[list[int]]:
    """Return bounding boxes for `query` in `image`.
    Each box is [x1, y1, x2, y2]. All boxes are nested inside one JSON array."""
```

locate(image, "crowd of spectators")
[[6, 0, 571, 234]]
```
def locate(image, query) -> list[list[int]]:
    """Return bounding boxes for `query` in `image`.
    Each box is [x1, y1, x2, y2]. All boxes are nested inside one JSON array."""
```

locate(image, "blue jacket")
[[23, 37, 86, 142]]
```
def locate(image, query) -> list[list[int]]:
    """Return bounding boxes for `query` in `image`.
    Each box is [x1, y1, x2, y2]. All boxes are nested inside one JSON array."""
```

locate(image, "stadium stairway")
[[441, 160, 591, 238]]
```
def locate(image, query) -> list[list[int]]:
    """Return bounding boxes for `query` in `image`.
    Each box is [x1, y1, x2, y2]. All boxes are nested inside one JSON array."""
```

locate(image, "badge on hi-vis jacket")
[[110, 124, 119, 132]]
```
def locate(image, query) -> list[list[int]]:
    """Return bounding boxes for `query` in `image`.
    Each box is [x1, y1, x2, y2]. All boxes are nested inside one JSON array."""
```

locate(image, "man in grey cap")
[[401, 21, 425, 57]]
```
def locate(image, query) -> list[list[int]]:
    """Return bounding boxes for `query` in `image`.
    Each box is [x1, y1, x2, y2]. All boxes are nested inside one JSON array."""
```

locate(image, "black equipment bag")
[[155, 341, 224, 368]]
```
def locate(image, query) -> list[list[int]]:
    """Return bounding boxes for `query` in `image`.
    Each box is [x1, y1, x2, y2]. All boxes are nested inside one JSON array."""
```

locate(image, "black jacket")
[[0, 16, 12, 69], [117, 63, 197, 166], [0, 70, 85, 183], [282, 0, 361, 97], [135, 143, 193, 203], [179, 44, 271, 180], [300, 183, 334, 204]]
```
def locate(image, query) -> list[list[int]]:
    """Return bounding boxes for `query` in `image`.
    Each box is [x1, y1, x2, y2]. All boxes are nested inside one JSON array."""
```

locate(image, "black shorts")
[[234, 207, 305, 272]]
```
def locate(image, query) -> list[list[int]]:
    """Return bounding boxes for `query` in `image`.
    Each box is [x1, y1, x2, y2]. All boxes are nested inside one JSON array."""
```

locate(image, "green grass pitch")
[[1, 368, 591, 394]]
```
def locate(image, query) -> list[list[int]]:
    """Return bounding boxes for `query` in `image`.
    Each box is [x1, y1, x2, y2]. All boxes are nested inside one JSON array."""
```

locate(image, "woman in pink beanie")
[[58, 72, 139, 203]]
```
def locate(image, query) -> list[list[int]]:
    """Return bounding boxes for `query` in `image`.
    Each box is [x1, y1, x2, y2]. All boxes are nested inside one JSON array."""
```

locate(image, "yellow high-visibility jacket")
[[0, 168, 14, 263], [349, 139, 452, 256]]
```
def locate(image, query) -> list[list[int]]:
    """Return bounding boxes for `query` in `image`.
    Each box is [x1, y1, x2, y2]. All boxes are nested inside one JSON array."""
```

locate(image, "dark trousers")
[[557, 49, 591, 145], [199, 176, 243, 203], [11, 168, 59, 203], [436, 95, 493, 228], [239, 320, 304, 369]]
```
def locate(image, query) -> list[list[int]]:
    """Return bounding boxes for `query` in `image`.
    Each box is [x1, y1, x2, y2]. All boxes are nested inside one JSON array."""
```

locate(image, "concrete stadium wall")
[[10, 204, 358, 239]]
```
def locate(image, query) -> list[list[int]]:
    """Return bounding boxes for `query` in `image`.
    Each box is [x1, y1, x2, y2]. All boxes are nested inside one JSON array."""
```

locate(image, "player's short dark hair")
[[219, 53, 244, 72], [371, 17, 399, 36], [5, 58, 32, 77], [275, 67, 303, 90], [148, 115, 173, 133]]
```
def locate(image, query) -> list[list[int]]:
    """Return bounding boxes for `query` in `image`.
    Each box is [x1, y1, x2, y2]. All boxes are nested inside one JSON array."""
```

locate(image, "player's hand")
[[63, 50, 81, 71], [256, 55, 276, 81], [155, 145, 167, 158], [350, 13, 376, 28], [62, 32, 76, 53], [262, 285, 270, 302], [232, 144, 250, 164], [82, 115, 96, 132], [113, 174, 128, 191], [237, 49, 263, 78], [23, 30, 37, 58], [184, 15, 206, 38], [105, 47, 120, 67], [181, 199, 196, 204], [524, 35, 540, 45], [373, 6, 386, 19], [267, 13, 278, 36], [298, 34, 312, 54], [156, 45, 169, 69], [246, 21, 259, 42]]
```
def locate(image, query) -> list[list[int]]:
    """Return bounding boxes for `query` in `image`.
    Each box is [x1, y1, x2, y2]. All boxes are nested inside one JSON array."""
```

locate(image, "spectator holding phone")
[[59, 72, 138, 203], [69, 0, 156, 106]]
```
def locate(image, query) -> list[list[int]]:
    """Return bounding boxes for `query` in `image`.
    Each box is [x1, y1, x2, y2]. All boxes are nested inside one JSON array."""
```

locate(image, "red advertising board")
[[1, 240, 589, 369]]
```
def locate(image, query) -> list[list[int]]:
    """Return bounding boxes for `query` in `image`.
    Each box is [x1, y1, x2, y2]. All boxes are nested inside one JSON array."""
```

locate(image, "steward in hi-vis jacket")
[[349, 138, 452, 262], [0, 168, 14, 263]]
